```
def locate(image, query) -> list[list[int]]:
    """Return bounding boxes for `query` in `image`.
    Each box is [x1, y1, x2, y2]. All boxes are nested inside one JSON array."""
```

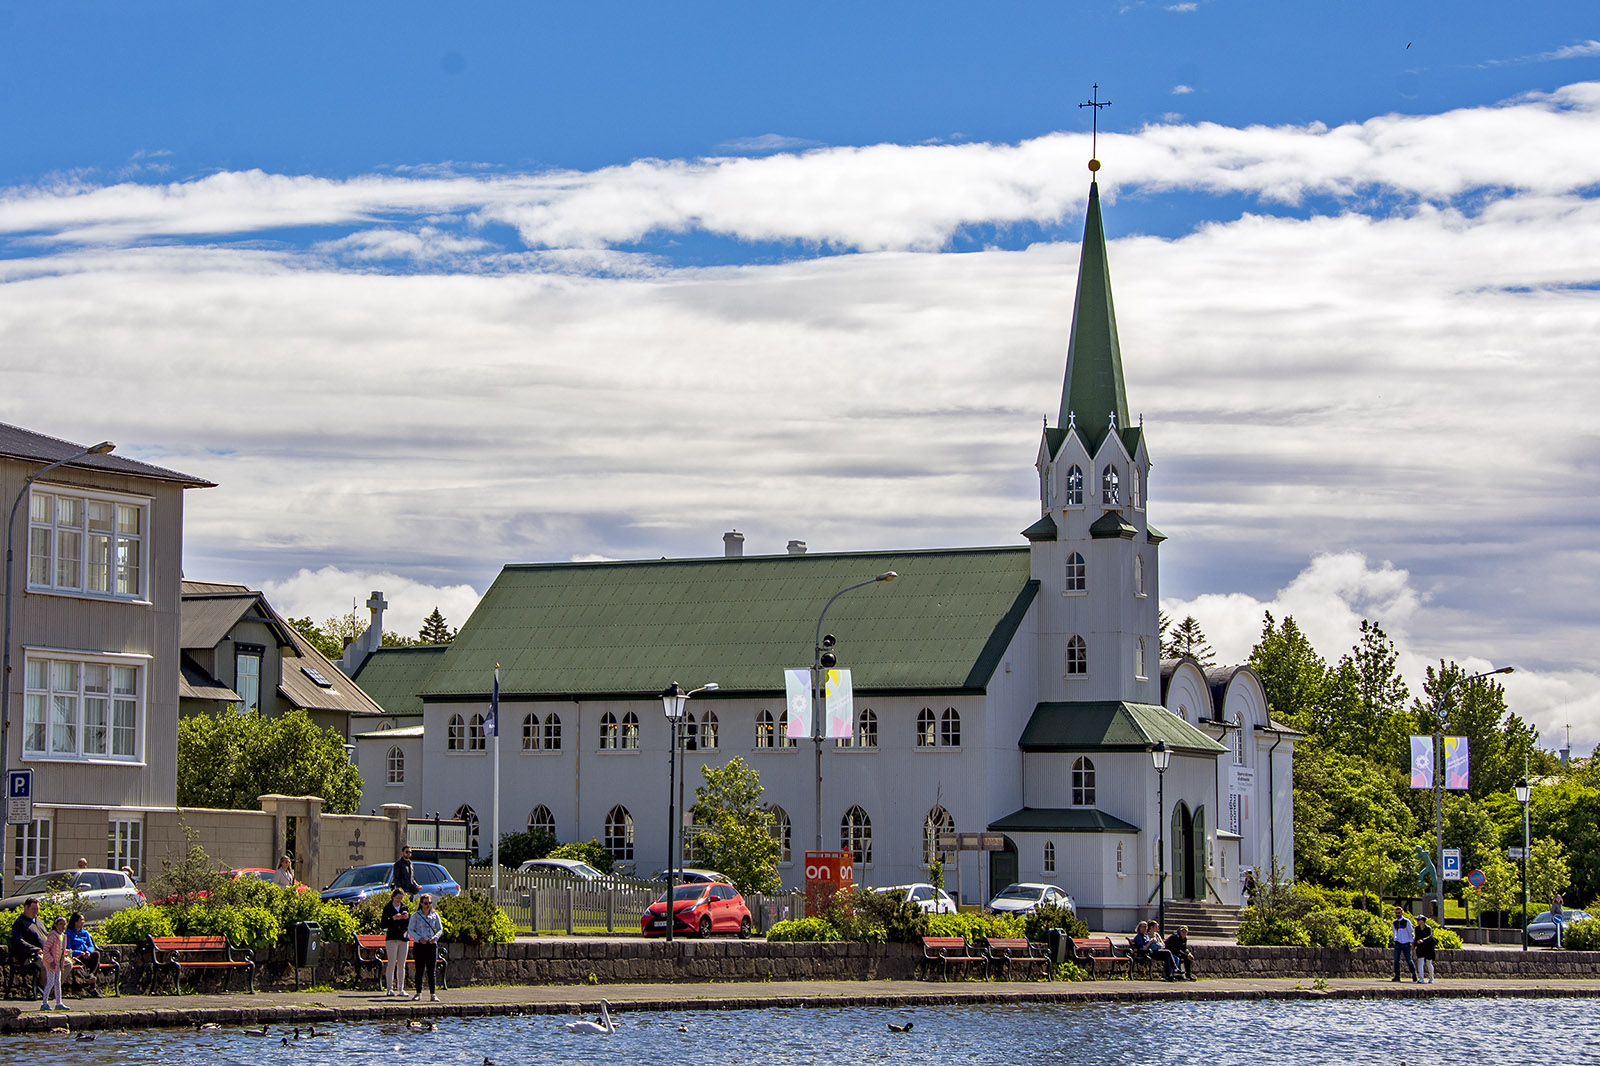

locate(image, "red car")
[[641, 882, 753, 938]]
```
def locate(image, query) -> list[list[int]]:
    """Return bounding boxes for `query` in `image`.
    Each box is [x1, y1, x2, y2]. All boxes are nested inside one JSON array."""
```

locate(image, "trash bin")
[[294, 921, 323, 968], [1047, 927, 1071, 968]]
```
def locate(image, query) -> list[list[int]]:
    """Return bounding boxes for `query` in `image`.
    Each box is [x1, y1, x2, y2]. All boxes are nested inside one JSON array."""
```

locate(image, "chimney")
[[787, 540, 807, 555], [723, 530, 744, 558]]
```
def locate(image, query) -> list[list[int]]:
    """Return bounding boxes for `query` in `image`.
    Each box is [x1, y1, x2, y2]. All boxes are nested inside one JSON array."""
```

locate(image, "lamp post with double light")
[[660, 681, 717, 943], [2, 440, 115, 873], [810, 572, 897, 853], [1430, 665, 1514, 922], [1516, 775, 1530, 951], [1151, 740, 1171, 934]]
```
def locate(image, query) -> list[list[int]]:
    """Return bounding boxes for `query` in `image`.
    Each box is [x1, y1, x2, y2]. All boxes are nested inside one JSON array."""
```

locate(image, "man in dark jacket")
[[1164, 925, 1196, 980], [8, 898, 45, 996], [391, 846, 420, 895]]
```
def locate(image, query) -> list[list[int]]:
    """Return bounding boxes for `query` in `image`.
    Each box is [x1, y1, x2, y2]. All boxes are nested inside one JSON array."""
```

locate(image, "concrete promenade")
[[5, 975, 1599, 1033]]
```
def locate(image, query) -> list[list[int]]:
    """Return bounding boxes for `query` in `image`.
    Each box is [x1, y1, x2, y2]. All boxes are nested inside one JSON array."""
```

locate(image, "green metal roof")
[[351, 645, 447, 717], [1089, 511, 1137, 539], [988, 807, 1140, 834], [1020, 514, 1057, 542], [1145, 524, 1167, 544], [1057, 181, 1130, 457], [1018, 700, 1227, 755], [420, 548, 1039, 701]]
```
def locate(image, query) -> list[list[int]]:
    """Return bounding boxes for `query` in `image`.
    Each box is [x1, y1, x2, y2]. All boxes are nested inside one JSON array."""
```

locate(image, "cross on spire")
[[1078, 83, 1112, 162]]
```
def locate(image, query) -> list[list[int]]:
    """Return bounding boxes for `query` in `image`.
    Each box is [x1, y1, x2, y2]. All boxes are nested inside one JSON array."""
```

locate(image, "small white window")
[[769, 805, 792, 864], [387, 745, 405, 784], [1066, 636, 1087, 676], [543, 713, 563, 750], [940, 708, 962, 747], [1101, 465, 1120, 505], [521, 713, 539, 751], [755, 710, 775, 748], [1043, 840, 1056, 875], [1134, 554, 1146, 597], [1136, 638, 1147, 680], [604, 805, 633, 860], [13, 817, 52, 880], [447, 714, 465, 751], [1116, 840, 1126, 877], [1066, 552, 1086, 593], [1072, 756, 1096, 806], [454, 804, 480, 852], [467, 713, 486, 751], [1132, 466, 1143, 509], [529, 805, 556, 836], [923, 806, 953, 864], [842, 806, 872, 865], [1065, 465, 1083, 507], [700, 710, 719, 751], [620, 712, 640, 750], [599, 712, 619, 749], [108, 818, 143, 880], [775, 710, 797, 747], [916, 708, 936, 747]]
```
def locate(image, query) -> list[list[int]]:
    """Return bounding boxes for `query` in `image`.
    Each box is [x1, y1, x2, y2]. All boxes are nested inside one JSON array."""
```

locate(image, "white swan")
[[564, 1000, 615, 1035]]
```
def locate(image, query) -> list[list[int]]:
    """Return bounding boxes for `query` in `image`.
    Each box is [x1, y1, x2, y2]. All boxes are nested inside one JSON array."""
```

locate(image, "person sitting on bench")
[[1164, 924, 1196, 980]]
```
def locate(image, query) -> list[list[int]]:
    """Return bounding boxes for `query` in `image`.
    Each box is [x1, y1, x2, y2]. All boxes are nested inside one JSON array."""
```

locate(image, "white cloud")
[[717, 133, 824, 153], [256, 567, 483, 642], [1171, 84, 1195, 95], [1166, 2, 1198, 10], [1482, 39, 1600, 67]]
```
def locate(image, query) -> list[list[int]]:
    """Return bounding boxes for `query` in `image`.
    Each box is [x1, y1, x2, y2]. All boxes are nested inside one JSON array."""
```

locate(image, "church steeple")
[[1057, 179, 1130, 455]]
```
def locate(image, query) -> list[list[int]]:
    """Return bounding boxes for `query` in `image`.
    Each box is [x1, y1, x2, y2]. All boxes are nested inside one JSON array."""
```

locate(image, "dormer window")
[[1101, 465, 1120, 505], [1065, 466, 1083, 507]]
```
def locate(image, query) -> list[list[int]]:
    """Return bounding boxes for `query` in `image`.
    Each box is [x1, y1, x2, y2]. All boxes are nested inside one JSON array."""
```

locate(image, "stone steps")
[[1161, 900, 1245, 939]]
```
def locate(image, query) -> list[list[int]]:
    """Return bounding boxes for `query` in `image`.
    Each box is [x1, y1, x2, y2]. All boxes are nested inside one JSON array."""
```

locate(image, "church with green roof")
[[349, 170, 1297, 930]]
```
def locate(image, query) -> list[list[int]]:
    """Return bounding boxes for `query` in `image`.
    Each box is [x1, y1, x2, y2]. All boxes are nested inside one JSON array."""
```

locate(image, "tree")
[[1322, 620, 1413, 766], [1414, 662, 1535, 799], [1329, 826, 1403, 904], [549, 839, 614, 874], [1475, 851, 1521, 927], [287, 610, 364, 661], [1292, 741, 1417, 884], [1248, 612, 1331, 731], [690, 757, 781, 894], [381, 630, 421, 647], [287, 617, 342, 661], [1528, 837, 1571, 909], [1162, 615, 1216, 667], [419, 607, 457, 644], [485, 828, 556, 868], [1441, 795, 1500, 877], [177, 708, 362, 813]]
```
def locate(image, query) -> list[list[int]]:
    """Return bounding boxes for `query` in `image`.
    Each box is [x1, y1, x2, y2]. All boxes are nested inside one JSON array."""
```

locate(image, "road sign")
[[1508, 846, 1526, 860], [1467, 869, 1487, 889], [1442, 848, 1462, 881], [6, 769, 32, 826]]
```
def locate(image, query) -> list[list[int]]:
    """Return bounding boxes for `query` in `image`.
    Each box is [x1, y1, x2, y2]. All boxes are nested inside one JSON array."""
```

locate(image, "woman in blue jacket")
[[66, 912, 101, 996], [406, 893, 443, 1001]]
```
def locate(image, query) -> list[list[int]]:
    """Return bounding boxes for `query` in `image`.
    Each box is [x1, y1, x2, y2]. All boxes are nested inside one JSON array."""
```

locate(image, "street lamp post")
[[3, 440, 115, 873], [1151, 740, 1171, 934], [1431, 665, 1514, 922], [660, 681, 716, 944], [810, 572, 897, 853], [1516, 775, 1531, 952]]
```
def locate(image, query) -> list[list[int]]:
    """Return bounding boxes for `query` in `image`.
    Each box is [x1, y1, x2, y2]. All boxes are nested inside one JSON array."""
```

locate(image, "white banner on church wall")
[[1228, 766, 1255, 836]]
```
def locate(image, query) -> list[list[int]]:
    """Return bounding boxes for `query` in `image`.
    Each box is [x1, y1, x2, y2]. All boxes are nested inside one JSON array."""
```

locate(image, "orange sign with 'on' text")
[[804, 850, 855, 917]]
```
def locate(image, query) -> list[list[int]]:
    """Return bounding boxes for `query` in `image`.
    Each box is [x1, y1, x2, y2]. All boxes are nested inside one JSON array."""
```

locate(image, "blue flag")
[[485, 666, 500, 738]]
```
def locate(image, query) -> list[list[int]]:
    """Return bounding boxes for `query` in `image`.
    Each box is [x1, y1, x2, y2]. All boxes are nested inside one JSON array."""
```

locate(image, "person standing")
[[39, 916, 69, 1011], [1414, 914, 1437, 983], [381, 888, 411, 996], [391, 845, 421, 896], [1391, 906, 1417, 982], [66, 912, 101, 997], [406, 893, 442, 1002], [274, 854, 295, 888]]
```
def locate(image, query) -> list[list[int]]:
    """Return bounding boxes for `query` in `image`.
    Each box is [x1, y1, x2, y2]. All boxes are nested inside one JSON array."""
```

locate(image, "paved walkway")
[[5, 975, 1599, 1032]]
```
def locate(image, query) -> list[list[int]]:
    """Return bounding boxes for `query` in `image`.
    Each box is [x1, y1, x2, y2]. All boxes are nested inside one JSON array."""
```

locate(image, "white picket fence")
[[465, 867, 805, 935]]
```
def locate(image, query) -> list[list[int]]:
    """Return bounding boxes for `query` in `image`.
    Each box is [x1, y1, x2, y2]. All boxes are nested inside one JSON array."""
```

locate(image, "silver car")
[[987, 882, 1076, 915], [1527, 909, 1590, 945], [0, 868, 145, 921]]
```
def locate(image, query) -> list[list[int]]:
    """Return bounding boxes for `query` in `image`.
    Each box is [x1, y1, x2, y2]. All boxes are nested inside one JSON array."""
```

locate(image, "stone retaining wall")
[[97, 940, 1600, 993]]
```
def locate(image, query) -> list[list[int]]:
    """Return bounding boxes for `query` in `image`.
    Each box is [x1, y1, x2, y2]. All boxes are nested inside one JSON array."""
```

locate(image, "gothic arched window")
[[1065, 465, 1083, 507], [915, 708, 936, 747], [1066, 635, 1087, 676], [454, 804, 480, 852], [940, 708, 962, 747], [1072, 756, 1096, 806], [604, 805, 633, 861], [1102, 465, 1120, 505], [1044, 840, 1057, 874], [700, 710, 719, 750], [755, 710, 774, 748], [1134, 554, 1145, 596], [841, 806, 872, 865], [776, 710, 798, 747], [528, 805, 555, 837], [1066, 552, 1086, 593], [923, 806, 953, 864], [447, 714, 465, 751], [467, 714, 486, 751], [598, 712, 619, 749], [857, 709, 878, 748], [620, 712, 640, 749], [386, 746, 404, 784], [543, 713, 562, 750], [1136, 637, 1147, 680], [521, 713, 539, 751], [769, 805, 792, 864]]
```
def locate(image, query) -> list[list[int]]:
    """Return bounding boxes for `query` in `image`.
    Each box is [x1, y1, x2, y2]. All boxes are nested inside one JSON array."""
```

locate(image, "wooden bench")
[[981, 937, 1050, 981], [920, 935, 984, 981], [354, 934, 450, 990], [1071, 936, 1131, 979], [146, 935, 255, 994], [1123, 939, 1169, 979], [67, 949, 121, 997]]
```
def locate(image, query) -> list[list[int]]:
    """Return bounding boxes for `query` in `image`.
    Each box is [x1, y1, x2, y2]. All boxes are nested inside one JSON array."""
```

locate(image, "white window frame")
[[841, 805, 872, 865], [1072, 756, 1096, 806], [1065, 465, 1084, 507], [699, 710, 719, 751], [543, 712, 562, 751], [447, 714, 466, 751], [13, 816, 51, 880], [1066, 635, 1088, 677], [1116, 840, 1126, 877], [1134, 554, 1146, 597], [521, 713, 539, 752], [769, 805, 792, 865], [108, 817, 143, 880], [528, 805, 556, 837], [387, 745, 405, 784], [467, 713, 487, 751], [1101, 465, 1120, 505], [620, 712, 640, 750], [755, 710, 774, 749], [1136, 637, 1148, 681], [774, 710, 797, 748], [22, 650, 145, 763], [1043, 840, 1056, 875], [604, 805, 633, 861], [1065, 552, 1087, 594], [939, 707, 962, 748], [1132, 465, 1143, 510], [27, 485, 151, 602]]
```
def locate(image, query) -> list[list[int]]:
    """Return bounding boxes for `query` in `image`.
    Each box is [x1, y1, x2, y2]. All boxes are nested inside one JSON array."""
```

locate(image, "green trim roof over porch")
[[1019, 700, 1227, 755], [420, 548, 1039, 701], [988, 807, 1140, 834]]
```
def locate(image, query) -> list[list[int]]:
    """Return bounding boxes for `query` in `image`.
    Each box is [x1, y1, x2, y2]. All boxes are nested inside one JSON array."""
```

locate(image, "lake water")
[[3, 997, 1592, 1066]]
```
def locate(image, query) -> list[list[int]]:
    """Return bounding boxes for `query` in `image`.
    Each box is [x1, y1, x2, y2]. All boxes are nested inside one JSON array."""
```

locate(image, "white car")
[[0, 868, 145, 921], [874, 883, 957, 914], [1527, 909, 1590, 945], [987, 882, 1076, 915], [515, 857, 610, 882]]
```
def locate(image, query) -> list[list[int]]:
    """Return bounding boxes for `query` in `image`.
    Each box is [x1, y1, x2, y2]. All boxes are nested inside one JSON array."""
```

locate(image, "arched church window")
[[386, 746, 404, 784], [769, 805, 792, 863], [1072, 756, 1095, 806], [1044, 841, 1056, 874], [1066, 636, 1087, 676], [755, 710, 774, 748], [841, 806, 872, 864], [447, 714, 465, 751], [604, 805, 633, 861], [1065, 465, 1083, 507], [620, 712, 639, 749], [1066, 552, 1086, 593], [1136, 637, 1147, 680], [915, 708, 937, 747], [858, 709, 878, 748], [682, 711, 698, 751], [1132, 465, 1143, 509], [1116, 840, 1125, 876], [776, 710, 798, 747], [521, 713, 539, 751], [1134, 554, 1145, 597], [599, 712, 619, 749], [454, 804, 480, 853], [700, 710, 719, 751], [923, 806, 953, 864], [940, 708, 962, 747], [1101, 465, 1120, 505], [1233, 717, 1246, 765], [543, 713, 562, 750], [528, 805, 555, 837], [467, 714, 486, 751]]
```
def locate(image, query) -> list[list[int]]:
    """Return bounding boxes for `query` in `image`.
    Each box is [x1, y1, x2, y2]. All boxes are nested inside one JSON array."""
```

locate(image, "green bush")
[[847, 888, 928, 944], [1053, 960, 1090, 982], [1023, 904, 1088, 942], [765, 917, 841, 942], [312, 900, 360, 944], [1432, 926, 1463, 950], [1561, 917, 1600, 951], [349, 895, 389, 936], [926, 910, 1025, 942], [171, 902, 283, 949], [1237, 912, 1311, 946], [1329, 907, 1391, 947], [100, 905, 175, 943], [1301, 910, 1360, 951], [438, 890, 515, 944]]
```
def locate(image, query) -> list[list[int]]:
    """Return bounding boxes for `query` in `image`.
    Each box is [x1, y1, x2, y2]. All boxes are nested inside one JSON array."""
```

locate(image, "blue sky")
[[1, 2, 1597, 749]]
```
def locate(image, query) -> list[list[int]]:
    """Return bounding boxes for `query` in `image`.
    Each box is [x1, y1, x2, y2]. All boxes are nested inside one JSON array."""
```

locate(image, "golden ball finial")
[[1088, 158, 1101, 172]]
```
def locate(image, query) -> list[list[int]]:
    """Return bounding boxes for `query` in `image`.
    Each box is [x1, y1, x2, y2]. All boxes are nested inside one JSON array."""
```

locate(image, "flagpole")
[[491, 664, 501, 903]]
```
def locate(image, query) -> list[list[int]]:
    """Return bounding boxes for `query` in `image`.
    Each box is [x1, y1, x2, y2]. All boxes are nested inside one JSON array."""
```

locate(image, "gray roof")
[[988, 807, 1140, 834], [0, 422, 213, 487], [1018, 700, 1228, 756]]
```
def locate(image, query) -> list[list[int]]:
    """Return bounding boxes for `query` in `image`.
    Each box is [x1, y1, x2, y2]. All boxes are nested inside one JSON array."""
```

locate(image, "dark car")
[[648, 867, 731, 886], [641, 882, 753, 938], [320, 861, 460, 905]]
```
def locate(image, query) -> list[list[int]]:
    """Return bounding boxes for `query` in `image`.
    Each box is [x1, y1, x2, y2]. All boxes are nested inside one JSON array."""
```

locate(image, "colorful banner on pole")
[[783, 668, 854, 739], [1444, 735, 1470, 790], [1409, 735, 1432, 788]]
